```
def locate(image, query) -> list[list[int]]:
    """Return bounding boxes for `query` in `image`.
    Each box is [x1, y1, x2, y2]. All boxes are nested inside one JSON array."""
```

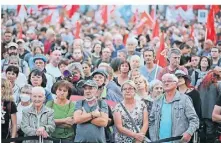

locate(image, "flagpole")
[[154, 60, 159, 80], [205, 28, 207, 42]]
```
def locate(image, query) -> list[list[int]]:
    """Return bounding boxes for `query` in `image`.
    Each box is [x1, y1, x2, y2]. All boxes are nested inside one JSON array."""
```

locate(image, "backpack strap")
[[20, 59, 25, 73], [195, 71, 199, 86]]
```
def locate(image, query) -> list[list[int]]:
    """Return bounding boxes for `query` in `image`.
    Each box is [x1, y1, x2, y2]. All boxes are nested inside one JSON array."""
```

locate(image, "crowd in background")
[[1, 5, 221, 143]]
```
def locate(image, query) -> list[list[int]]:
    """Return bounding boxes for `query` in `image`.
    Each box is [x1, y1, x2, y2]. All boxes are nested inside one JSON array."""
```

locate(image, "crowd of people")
[[1, 5, 221, 143]]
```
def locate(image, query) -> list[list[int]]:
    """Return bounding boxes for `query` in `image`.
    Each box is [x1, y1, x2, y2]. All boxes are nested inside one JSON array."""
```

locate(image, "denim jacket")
[[149, 91, 199, 142]]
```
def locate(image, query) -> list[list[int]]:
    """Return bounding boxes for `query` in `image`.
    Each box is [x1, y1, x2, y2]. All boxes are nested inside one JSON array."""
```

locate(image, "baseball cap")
[[91, 69, 108, 79], [175, 70, 190, 80], [7, 42, 18, 49], [81, 80, 98, 89], [16, 39, 25, 44]]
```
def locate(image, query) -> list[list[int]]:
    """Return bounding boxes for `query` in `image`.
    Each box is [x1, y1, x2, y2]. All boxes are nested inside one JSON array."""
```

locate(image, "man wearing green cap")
[[74, 79, 108, 143], [92, 69, 123, 103]]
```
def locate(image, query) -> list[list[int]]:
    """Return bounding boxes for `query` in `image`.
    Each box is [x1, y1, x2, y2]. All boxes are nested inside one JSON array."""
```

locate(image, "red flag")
[[101, 5, 108, 24], [150, 8, 155, 20], [136, 12, 154, 35], [17, 5, 21, 16], [211, 5, 220, 14], [74, 21, 81, 38], [67, 5, 80, 18], [206, 7, 216, 43], [189, 24, 194, 39], [18, 25, 23, 39], [141, 12, 154, 28], [132, 8, 138, 23], [59, 15, 64, 24], [152, 20, 159, 38], [156, 33, 167, 68], [44, 13, 53, 24], [123, 34, 129, 46]]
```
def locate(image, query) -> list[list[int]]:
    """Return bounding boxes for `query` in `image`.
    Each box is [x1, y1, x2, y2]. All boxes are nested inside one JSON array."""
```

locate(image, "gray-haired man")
[[149, 73, 199, 143]]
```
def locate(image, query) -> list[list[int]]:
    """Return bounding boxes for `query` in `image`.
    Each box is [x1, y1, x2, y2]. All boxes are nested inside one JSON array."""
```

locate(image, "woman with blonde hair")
[[133, 75, 153, 114], [1, 78, 17, 140]]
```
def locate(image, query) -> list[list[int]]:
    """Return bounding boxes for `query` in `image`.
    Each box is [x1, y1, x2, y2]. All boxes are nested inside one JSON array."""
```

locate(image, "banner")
[[198, 10, 208, 24]]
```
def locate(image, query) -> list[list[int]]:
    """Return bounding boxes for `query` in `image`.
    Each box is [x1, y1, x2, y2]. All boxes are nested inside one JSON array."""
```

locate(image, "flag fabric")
[[44, 13, 53, 24], [136, 11, 154, 35], [17, 5, 28, 23], [132, 8, 138, 24], [156, 32, 167, 68], [59, 15, 64, 24], [189, 24, 194, 39], [67, 5, 80, 18], [119, 5, 133, 24], [150, 8, 155, 20], [211, 5, 220, 14], [152, 20, 159, 38], [141, 11, 154, 28], [101, 5, 108, 24], [17, 5, 21, 16], [74, 21, 81, 38], [18, 25, 23, 39], [206, 7, 216, 43], [123, 34, 129, 46]]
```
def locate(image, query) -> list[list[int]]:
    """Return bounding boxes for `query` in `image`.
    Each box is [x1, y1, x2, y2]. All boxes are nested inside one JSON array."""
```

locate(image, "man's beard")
[[9, 52, 18, 56]]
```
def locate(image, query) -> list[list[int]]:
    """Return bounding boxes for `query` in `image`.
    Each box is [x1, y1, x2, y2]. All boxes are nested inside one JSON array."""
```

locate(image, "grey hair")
[[32, 86, 45, 95], [149, 79, 163, 92], [114, 34, 123, 40], [130, 55, 141, 63], [74, 39, 84, 47], [126, 37, 138, 46], [20, 84, 33, 93], [67, 62, 85, 78], [162, 73, 178, 83], [167, 48, 182, 58]]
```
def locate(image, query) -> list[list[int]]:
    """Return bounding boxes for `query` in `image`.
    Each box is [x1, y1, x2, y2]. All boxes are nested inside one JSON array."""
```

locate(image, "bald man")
[[45, 50, 62, 78]]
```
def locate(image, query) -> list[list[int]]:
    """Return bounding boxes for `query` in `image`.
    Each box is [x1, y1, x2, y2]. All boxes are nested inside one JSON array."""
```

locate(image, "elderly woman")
[[1, 78, 17, 140], [113, 80, 148, 143], [46, 80, 75, 142], [17, 84, 33, 139], [125, 37, 141, 61], [149, 79, 163, 101], [21, 86, 55, 143], [130, 55, 141, 70]]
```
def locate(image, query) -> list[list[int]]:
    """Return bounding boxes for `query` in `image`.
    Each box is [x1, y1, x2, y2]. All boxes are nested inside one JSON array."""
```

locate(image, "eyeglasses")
[[162, 80, 177, 84], [122, 88, 135, 91]]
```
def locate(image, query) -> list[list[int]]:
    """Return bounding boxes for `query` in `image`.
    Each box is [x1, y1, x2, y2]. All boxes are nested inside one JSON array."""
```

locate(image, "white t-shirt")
[[2, 72, 27, 88], [45, 63, 61, 78], [16, 103, 32, 129]]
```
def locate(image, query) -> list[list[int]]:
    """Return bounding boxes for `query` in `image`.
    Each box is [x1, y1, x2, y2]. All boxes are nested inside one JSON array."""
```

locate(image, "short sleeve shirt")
[[74, 99, 108, 143]]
